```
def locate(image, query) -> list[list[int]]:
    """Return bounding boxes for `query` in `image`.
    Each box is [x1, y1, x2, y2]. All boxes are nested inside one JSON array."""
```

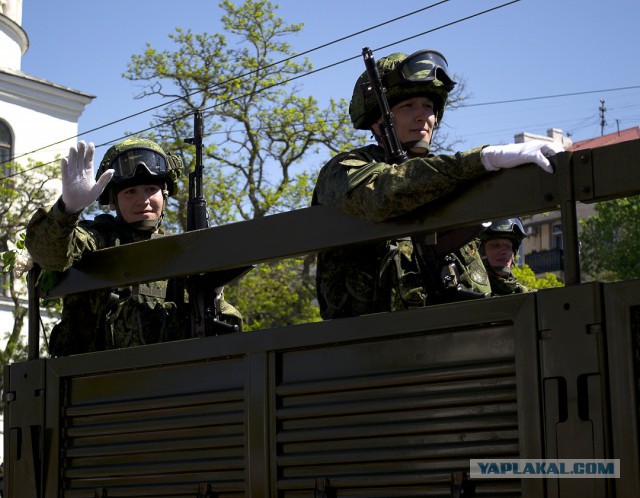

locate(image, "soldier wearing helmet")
[[95, 137, 181, 231], [479, 218, 532, 295], [313, 49, 562, 318], [25, 139, 242, 356]]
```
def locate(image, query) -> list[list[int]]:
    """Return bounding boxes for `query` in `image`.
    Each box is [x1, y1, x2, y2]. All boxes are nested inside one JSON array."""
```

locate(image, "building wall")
[[0, 0, 93, 464], [0, 0, 26, 71], [0, 71, 93, 163], [522, 204, 597, 281]]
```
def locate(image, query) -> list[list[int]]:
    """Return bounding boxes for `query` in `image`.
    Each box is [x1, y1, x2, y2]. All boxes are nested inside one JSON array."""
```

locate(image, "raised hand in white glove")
[[480, 140, 565, 174], [61, 141, 114, 213]]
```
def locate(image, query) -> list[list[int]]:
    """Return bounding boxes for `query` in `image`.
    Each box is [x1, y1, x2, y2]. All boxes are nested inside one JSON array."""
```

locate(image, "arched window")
[[0, 119, 14, 175], [0, 120, 14, 296]]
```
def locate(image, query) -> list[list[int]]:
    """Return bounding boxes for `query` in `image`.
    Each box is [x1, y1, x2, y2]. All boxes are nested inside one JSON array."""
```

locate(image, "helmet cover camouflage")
[[349, 49, 456, 130], [96, 137, 182, 205]]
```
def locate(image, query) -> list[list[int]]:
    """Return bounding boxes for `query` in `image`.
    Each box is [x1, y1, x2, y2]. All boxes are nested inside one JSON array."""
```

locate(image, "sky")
[[18, 0, 640, 162]]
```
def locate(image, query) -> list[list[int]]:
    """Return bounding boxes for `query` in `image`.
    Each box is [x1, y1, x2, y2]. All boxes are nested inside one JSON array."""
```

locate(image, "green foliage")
[[0, 233, 25, 276], [0, 158, 62, 404], [122, 0, 360, 326], [224, 257, 320, 331], [579, 196, 640, 282], [512, 264, 564, 290], [120, 0, 470, 328], [123, 0, 357, 227]]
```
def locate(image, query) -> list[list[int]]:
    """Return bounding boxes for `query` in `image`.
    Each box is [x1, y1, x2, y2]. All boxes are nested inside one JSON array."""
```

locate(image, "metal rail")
[[27, 139, 640, 356]]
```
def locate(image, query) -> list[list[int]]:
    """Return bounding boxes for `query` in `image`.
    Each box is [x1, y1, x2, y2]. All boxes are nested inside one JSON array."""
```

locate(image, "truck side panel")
[[8, 292, 549, 497]]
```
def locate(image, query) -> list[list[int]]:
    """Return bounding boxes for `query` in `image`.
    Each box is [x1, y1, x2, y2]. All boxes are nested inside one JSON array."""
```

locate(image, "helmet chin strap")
[[489, 264, 512, 277], [402, 139, 430, 154], [371, 130, 431, 157]]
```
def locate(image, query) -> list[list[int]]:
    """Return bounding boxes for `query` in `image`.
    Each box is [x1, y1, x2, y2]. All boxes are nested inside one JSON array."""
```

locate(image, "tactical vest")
[[315, 235, 491, 320], [47, 215, 187, 356], [313, 146, 491, 320]]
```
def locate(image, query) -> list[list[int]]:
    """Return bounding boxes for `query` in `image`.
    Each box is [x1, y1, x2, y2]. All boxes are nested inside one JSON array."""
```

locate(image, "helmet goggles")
[[383, 49, 455, 92], [491, 218, 526, 235], [109, 148, 168, 180]]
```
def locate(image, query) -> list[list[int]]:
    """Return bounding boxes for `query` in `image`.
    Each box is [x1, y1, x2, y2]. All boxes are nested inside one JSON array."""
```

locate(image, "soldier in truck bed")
[[313, 49, 563, 319], [25, 138, 242, 356], [479, 218, 532, 296]]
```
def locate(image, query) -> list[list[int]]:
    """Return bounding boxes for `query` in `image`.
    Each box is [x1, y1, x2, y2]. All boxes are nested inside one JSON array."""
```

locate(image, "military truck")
[[3, 139, 639, 497]]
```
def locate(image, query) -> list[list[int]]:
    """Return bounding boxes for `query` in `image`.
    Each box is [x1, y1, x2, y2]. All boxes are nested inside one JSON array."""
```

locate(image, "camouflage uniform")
[[314, 143, 492, 319], [485, 267, 531, 296], [26, 198, 242, 356], [478, 218, 533, 296]]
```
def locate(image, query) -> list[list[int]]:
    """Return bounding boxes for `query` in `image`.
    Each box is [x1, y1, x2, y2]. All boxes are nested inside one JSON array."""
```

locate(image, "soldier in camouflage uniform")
[[313, 49, 563, 319], [479, 218, 532, 295], [25, 138, 242, 356]]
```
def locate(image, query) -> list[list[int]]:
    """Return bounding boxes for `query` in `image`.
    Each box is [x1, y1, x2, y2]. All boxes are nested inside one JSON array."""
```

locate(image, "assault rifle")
[[187, 109, 208, 232], [362, 47, 408, 165], [183, 110, 250, 337], [360, 47, 487, 303]]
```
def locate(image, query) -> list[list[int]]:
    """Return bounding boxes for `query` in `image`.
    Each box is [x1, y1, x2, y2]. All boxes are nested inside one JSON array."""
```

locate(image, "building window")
[[0, 119, 14, 176], [0, 120, 13, 296], [552, 224, 563, 250]]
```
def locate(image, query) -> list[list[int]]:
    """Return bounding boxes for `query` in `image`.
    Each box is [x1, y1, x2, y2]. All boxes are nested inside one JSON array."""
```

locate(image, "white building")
[[0, 0, 94, 462]]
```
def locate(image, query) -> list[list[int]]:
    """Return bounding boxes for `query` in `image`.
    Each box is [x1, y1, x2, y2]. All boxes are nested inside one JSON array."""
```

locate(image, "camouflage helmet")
[[349, 49, 457, 130], [480, 218, 527, 253], [96, 137, 182, 205]]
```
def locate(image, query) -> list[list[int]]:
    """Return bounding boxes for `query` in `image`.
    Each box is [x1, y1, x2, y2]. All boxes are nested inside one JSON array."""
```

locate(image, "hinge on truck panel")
[[5, 359, 46, 498], [451, 471, 475, 498], [196, 483, 217, 497], [314, 477, 336, 498]]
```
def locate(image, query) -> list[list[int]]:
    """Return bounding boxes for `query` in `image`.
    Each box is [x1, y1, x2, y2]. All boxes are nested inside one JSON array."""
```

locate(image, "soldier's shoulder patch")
[[338, 156, 370, 168]]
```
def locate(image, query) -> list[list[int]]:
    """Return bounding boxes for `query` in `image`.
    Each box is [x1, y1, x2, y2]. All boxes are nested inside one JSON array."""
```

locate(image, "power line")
[[463, 85, 640, 107], [98, 1, 523, 151], [1, 0, 522, 180], [2, 0, 453, 169], [4, 80, 639, 181]]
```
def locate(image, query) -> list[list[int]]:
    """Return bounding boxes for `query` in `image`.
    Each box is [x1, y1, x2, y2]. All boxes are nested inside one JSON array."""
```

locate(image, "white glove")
[[61, 141, 114, 213], [12, 249, 33, 278], [481, 140, 565, 174]]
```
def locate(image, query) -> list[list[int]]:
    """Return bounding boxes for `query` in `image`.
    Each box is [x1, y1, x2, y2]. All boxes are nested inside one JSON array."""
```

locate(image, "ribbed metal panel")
[[58, 359, 247, 497], [275, 325, 523, 497]]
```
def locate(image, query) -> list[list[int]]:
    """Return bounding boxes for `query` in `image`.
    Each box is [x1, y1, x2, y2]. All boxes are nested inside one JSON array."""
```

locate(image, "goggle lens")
[[399, 50, 449, 82], [384, 49, 456, 92], [109, 149, 168, 179], [492, 218, 525, 233]]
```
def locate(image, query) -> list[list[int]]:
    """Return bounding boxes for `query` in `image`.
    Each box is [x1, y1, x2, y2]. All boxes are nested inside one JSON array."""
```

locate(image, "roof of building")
[[569, 125, 640, 151], [0, 66, 95, 98]]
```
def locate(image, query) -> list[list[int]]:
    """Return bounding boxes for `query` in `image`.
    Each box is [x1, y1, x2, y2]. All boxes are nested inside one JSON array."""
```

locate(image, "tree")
[[579, 195, 640, 282], [0, 159, 62, 401], [430, 78, 469, 154], [226, 258, 320, 331], [123, 0, 357, 228], [121, 0, 360, 328], [512, 264, 564, 290], [120, 0, 471, 328]]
